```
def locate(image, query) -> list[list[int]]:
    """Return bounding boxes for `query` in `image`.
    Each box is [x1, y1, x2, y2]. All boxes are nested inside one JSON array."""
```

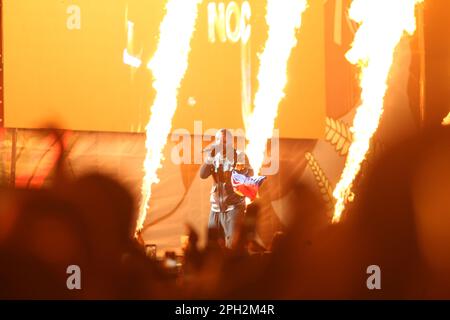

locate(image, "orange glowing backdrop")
[[3, 0, 325, 139]]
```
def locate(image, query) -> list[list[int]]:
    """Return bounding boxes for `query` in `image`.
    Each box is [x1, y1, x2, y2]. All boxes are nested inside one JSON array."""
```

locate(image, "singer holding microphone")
[[200, 129, 253, 249]]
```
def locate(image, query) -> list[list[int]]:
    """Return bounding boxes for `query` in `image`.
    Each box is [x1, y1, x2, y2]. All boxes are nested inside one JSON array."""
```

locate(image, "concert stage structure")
[[0, 0, 447, 256]]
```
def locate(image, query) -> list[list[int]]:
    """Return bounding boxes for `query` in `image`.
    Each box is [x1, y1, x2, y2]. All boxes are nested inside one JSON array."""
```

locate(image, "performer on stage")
[[200, 129, 254, 249]]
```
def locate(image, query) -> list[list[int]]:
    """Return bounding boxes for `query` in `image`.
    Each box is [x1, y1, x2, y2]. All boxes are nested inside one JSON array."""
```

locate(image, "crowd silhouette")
[[0, 125, 449, 299]]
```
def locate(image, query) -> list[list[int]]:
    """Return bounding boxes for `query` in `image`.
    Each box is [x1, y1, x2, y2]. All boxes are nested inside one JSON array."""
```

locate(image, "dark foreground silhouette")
[[0, 126, 449, 299]]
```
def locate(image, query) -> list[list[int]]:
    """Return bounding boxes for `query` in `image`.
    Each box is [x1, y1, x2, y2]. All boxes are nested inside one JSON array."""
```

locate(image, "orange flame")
[[245, 0, 308, 175], [135, 0, 202, 232], [443, 112, 450, 126], [332, 0, 424, 223]]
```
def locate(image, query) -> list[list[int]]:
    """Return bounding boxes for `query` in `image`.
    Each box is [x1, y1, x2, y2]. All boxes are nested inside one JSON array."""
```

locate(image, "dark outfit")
[[200, 149, 253, 248]]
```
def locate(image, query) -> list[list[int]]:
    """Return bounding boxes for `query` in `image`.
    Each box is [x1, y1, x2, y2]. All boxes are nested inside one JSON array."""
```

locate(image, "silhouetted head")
[[71, 173, 136, 248]]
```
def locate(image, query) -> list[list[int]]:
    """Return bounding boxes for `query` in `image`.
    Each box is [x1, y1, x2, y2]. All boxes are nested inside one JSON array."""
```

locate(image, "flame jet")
[[245, 0, 308, 175], [332, 0, 424, 223], [443, 112, 450, 126], [136, 0, 203, 232]]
